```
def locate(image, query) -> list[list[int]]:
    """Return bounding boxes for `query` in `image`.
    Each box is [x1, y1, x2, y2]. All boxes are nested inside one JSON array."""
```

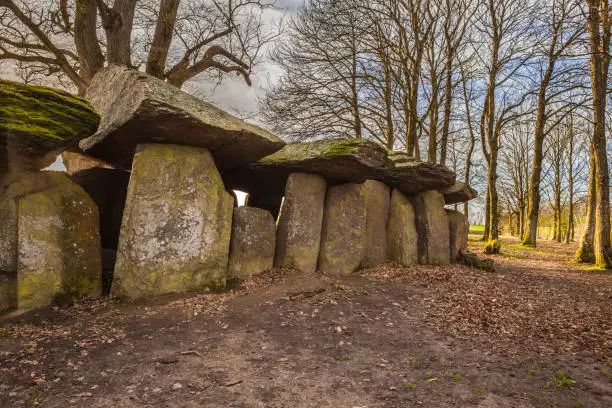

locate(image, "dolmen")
[[0, 66, 477, 313]]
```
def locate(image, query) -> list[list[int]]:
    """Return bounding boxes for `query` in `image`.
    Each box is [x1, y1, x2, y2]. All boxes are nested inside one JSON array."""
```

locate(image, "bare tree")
[[522, 0, 586, 246], [0, 0, 277, 93]]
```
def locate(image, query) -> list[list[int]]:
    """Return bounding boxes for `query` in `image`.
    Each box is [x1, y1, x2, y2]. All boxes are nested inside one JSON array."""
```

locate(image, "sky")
[[184, 0, 303, 121]]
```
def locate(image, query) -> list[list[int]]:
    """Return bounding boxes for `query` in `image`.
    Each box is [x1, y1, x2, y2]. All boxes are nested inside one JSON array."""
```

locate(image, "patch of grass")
[[475, 388, 485, 396], [344, 354, 352, 360], [0, 328, 10, 337], [545, 370, 575, 389], [600, 368, 610, 378], [469, 224, 485, 233], [452, 374, 463, 382]]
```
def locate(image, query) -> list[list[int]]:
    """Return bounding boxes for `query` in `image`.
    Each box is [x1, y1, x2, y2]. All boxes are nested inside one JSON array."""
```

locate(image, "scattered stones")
[[318, 183, 367, 274], [275, 173, 326, 273], [447, 210, 469, 262], [228, 207, 276, 279], [387, 189, 418, 267], [82, 65, 285, 170], [361, 180, 390, 268], [0, 79, 99, 190], [112, 144, 233, 299], [223, 138, 456, 198], [411, 190, 450, 265], [0, 172, 102, 312]]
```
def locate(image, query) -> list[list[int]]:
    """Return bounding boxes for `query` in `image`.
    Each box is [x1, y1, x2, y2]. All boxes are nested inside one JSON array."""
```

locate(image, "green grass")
[[469, 224, 485, 233]]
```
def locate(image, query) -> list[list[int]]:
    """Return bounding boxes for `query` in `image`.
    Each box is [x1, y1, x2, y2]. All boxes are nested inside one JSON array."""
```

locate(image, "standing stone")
[[361, 180, 391, 268], [447, 210, 469, 262], [318, 183, 367, 274], [0, 172, 102, 312], [113, 144, 233, 299], [387, 189, 418, 267], [275, 173, 326, 273], [411, 190, 450, 265], [228, 207, 276, 279]]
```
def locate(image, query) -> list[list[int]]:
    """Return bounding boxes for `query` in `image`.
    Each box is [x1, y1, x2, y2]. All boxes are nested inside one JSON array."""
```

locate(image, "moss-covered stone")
[[318, 183, 367, 274], [275, 173, 326, 273], [446, 209, 469, 262], [0, 80, 100, 189], [361, 180, 391, 268], [0, 171, 102, 312], [411, 190, 451, 265], [112, 144, 233, 299], [228, 207, 276, 279], [387, 189, 418, 266], [223, 137, 456, 200]]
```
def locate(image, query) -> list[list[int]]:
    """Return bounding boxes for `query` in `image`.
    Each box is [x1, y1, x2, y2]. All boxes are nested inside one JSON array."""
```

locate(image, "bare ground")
[[1, 235, 611, 407]]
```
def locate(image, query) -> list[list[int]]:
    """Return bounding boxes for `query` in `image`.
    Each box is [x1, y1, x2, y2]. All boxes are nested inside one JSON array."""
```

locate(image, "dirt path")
[[1, 236, 611, 407]]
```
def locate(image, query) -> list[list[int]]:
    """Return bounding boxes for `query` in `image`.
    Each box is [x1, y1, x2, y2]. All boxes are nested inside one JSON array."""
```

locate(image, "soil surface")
[[1, 235, 611, 407]]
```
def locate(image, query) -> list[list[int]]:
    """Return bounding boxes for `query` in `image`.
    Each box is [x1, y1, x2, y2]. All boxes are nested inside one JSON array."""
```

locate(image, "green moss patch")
[[0, 79, 100, 151]]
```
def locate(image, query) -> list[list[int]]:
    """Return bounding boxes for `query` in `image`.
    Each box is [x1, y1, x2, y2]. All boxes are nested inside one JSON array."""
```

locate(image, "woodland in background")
[[1, 0, 612, 267], [262, 0, 612, 267]]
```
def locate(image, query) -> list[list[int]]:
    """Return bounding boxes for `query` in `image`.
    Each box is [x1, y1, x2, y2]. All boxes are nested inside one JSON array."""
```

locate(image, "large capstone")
[[411, 190, 451, 265], [275, 173, 326, 273], [447, 209, 469, 262], [386, 189, 418, 267], [112, 144, 233, 299], [318, 183, 367, 275], [82, 65, 285, 171], [224, 138, 455, 198], [361, 180, 390, 268], [0, 172, 102, 312], [228, 207, 276, 279], [0, 80, 99, 190]]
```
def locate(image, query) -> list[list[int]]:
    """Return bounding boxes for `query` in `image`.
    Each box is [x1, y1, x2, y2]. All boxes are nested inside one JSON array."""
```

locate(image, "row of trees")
[[262, 0, 612, 267]]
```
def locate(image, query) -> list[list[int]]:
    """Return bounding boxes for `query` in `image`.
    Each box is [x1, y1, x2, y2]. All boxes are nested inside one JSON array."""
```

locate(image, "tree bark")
[[575, 144, 596, 262], [146, 0, 181, 79], [74, 0, 104, 86], [586, 0, 611, 268]]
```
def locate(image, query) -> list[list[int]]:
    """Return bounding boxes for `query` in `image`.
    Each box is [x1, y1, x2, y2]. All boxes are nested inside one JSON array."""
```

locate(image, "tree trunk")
[[146, 0, 181, 79], [439, 55, 453, 167], [587, 1, 611, 268], [74, 0, 104, 87], [104, 0, 138, 66], [575, 145, 596, 262]]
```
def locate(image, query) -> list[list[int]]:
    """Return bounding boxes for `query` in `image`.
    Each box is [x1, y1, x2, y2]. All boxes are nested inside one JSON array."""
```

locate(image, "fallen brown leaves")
[[361, 257, 612, 358]]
